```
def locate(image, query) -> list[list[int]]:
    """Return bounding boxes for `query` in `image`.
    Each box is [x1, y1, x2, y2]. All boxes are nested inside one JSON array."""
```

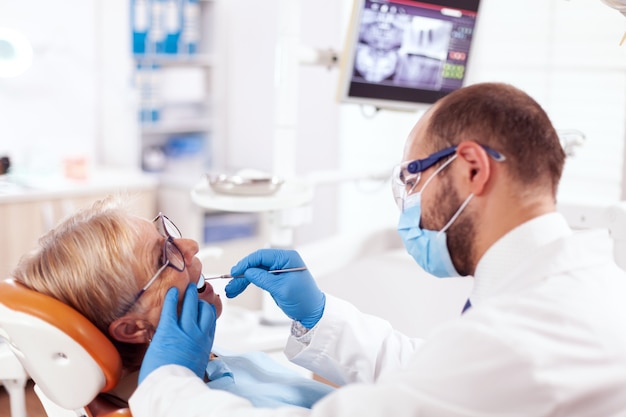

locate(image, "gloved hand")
[[225, 249, 325, 329], [138, 283, 216, 384]]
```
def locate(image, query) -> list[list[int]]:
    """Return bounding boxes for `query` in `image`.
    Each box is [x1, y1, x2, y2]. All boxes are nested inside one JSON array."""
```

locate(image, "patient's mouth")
[[197, 274, 217, 298]]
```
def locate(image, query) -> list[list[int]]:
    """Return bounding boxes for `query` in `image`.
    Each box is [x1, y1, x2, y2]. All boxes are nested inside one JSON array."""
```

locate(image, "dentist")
[[130, 82, 626, 416]]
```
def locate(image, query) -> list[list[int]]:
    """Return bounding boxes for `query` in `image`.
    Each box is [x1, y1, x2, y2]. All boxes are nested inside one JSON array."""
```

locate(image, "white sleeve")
[[129, 365, 310, 417], [284, 294, 424, 386], [130, 314, 547, 417]]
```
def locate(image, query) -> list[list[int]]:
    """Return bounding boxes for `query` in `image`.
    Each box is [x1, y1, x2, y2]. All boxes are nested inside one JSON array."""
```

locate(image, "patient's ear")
[[109, 316, 153, 344]]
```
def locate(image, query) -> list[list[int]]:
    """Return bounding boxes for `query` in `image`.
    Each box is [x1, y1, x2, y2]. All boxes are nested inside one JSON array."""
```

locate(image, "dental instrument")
[[204, 267, 308, 281], [197, 267, 308, 293]]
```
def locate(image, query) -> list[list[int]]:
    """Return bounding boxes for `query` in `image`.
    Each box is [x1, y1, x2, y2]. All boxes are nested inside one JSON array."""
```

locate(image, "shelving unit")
[[131, 0, 221, 176], [127, 0, 244, 246]]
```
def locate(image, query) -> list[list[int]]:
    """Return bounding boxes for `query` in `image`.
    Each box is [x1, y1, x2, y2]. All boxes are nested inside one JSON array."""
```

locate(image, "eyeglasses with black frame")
[[121, 213, 186, 314], [391, 144, 506, 211]]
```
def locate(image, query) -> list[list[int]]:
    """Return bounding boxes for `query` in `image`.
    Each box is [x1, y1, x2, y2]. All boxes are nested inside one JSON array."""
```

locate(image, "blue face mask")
[[396, 157, 473, 278]]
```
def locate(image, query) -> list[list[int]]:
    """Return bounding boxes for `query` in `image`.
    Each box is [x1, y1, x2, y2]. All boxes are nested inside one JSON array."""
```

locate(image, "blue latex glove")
[[225, 249, 325, 329], [138, 283, 216, 384]]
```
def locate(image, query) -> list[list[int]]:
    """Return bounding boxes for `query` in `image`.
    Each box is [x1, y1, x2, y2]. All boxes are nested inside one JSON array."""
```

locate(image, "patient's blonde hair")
[[13, 195, 153, 369]]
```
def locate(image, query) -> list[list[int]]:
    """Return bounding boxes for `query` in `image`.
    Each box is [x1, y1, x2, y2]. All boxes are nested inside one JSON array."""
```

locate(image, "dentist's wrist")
[[291, 320, 310, 337], [290, 320, 316, 345]]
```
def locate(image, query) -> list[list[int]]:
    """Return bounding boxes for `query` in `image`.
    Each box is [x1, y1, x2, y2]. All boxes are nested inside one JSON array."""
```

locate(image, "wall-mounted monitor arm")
[[298, 46, 340, 70]]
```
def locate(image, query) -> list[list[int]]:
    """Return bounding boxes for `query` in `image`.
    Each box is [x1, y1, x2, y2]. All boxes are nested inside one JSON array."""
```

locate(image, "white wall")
[[216, 0, 343, 244], [0, 0, 99, 173], [0, 0, 141, 173]]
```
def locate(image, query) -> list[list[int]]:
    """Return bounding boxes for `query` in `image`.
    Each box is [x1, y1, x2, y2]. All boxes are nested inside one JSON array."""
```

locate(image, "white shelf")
[[134, 53, 215, 67], [140, 118, 213, 135], [191, 179, 314, 213]]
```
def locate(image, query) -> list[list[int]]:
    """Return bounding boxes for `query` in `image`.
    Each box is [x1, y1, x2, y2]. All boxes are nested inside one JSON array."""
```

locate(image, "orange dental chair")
[[0, 278, 131, 417]]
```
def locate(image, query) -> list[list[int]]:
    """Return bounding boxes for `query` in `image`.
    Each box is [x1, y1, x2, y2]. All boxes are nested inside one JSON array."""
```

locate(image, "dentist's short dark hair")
[[426, 82, 565, 199]]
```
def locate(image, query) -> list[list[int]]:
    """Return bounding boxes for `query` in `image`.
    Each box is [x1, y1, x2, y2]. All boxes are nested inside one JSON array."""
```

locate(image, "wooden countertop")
[[0, 169, 159, 204]]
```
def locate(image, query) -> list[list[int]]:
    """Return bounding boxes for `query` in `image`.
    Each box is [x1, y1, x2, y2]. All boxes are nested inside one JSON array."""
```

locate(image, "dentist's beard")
[[433, 178, 476, 277]]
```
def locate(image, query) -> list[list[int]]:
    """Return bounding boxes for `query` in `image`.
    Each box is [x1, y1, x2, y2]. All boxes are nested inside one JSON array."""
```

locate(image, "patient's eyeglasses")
[[122, 213, 186, 314]]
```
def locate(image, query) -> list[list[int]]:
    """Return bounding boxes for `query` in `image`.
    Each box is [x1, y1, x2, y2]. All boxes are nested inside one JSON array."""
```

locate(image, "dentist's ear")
[[109, 316, 154, 344], [456, 141, 491, 196]]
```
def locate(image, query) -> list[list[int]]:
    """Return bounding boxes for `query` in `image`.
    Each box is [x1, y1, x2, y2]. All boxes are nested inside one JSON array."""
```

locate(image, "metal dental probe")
[[197, 267, 308, 293], [204, 266, 308, 281]]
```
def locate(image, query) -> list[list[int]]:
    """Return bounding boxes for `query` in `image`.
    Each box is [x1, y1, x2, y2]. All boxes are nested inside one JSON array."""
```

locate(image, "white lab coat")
[[130, 213, 626, 417]]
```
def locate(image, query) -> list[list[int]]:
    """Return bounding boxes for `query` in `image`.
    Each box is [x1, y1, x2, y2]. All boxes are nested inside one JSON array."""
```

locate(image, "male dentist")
[[131, 82, 626, 416]]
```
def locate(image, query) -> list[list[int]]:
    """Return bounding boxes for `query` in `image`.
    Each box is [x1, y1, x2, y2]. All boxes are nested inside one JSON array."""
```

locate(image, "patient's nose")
[[175, 238, 199, 264]]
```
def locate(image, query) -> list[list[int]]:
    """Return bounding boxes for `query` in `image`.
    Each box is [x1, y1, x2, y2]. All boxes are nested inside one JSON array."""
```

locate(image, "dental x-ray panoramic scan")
[[337, 0, 481, 110]]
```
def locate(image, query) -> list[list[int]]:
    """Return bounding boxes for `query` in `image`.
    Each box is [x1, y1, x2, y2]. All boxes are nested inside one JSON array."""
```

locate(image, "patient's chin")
[[211, 294, 223, 318], [200, 289, 223, 318]]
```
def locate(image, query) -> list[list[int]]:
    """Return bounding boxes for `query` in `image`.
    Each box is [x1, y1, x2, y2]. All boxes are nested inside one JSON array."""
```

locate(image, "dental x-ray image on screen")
[[337, 0, 481, 111]]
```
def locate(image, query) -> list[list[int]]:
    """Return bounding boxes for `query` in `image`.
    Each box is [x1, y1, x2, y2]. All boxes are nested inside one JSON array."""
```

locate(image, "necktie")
[[461, 298, 472, 314]]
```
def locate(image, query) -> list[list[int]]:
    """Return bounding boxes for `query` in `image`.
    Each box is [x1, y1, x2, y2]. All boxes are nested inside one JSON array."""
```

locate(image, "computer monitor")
[[337, 0, 481, 111]]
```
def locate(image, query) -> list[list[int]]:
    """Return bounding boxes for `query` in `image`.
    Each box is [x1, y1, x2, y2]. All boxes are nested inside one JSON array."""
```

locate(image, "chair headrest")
[[0, 278, 123, 410]]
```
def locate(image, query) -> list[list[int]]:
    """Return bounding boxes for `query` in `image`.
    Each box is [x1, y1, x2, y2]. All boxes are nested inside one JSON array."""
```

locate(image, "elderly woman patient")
[[11, 196, 333, 409]]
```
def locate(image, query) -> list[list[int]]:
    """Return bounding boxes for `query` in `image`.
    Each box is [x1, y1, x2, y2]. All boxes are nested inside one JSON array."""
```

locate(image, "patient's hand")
[[139, 284, 217, 384]]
